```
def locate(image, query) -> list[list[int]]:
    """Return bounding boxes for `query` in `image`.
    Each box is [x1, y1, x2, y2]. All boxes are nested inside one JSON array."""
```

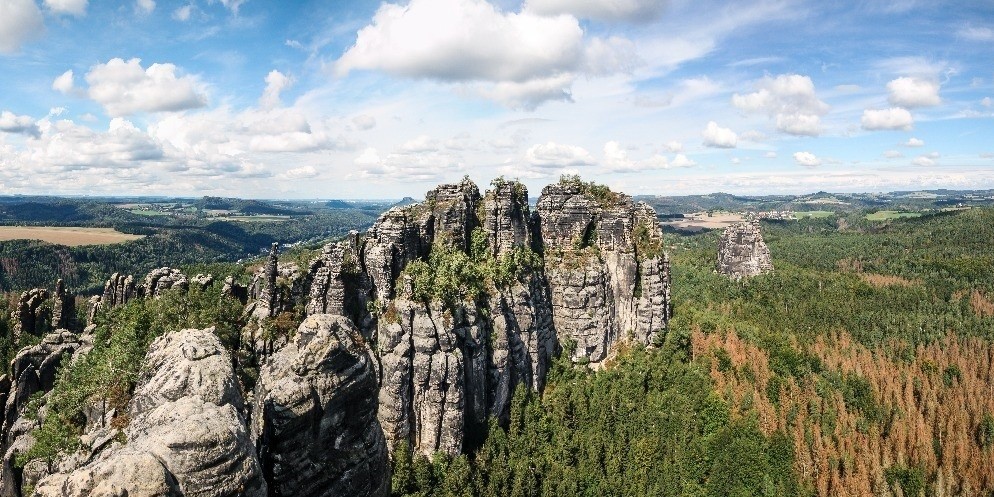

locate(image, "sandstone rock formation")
[[10, 289, 50, 342], [717, 220, 774, 279], [100, 272, 136, 308], [305, 177, 671, 456], [142, 267, 189, 298], [251, 314, 389, 497], [0, 330, 87, 496], [51, 279, 75, 331], [35, 328, 266, 497]]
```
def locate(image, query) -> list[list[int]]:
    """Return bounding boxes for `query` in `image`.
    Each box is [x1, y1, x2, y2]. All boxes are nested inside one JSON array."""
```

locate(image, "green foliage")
[[401, 228, 540, 307], [884, 465, 926, 497], [558, 174, 622, 208], [977, 413, 994, 449], [20, 285, 244, 466]]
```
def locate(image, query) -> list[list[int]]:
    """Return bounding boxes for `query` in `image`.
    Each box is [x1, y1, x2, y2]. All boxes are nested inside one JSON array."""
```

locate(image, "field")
[[0, 226, 144, 246], [660, 211, 745, 231], [865, 210, 923, 221], [224, 215, 293, 222]]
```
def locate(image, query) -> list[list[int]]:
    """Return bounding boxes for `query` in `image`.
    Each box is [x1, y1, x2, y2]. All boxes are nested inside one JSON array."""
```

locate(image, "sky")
[[0, 0, 992, 199]]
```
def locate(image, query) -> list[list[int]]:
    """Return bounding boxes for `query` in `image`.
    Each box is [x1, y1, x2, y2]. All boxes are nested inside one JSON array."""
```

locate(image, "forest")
[[2, 200, 992, 496], [390, 207, 994, 497]]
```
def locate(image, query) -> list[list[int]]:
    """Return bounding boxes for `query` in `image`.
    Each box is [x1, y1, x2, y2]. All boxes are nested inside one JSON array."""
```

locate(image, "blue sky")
[[0, 0, 992, 199]]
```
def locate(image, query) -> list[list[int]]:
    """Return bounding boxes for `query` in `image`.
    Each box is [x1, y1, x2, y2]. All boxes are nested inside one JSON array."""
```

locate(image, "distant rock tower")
[[717, 220, 774, 279]]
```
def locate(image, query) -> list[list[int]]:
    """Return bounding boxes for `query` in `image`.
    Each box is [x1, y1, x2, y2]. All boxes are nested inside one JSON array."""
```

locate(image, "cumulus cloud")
[[793, 151, 821, 167], [85, 58, 207, 116], [884, 150, 903, 158], [525, 141, 595, 168], [260, 70, 293, 109], [352, 145, 461, 183], [981, 97, 992, 107], [912, 155, 935, 167], [23, 118, 162, 170], [701, 121, 737, 148], [52, 70, 74, 94], [763, 151, 777, 159], [525, 0, 666, 22], [904, 137, 924, 147], [136, 0, 155, 13], [664, 140, 683, 153], [173, 4, 192, 20], [350, 114, 376, 131], [732, 74, 829, 136], [861, 108, 913, 131], [475, 74, 574, 110], [280, 165, 319, 180], [336, 0, 636, 109], [44, 0, 88, 16], [0, 111, 40, 138], [886, 77, 940, 107], [0, 0, 44, 53], [671, 154, 696, 168], [337, 0, 584, 82]]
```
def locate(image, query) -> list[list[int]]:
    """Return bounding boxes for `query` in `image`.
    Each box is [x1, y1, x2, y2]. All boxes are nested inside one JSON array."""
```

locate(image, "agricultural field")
[[794, 210, 835, 218], [660, 211, 746, 232], [0, 226, 143, 246]]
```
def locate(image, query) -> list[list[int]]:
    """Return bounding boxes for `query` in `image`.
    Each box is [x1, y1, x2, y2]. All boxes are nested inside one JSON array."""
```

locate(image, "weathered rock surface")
[[717, 220, 774, 279], [10, 289, 50, 342], [252, 314, 389, 497], [0, 330, 85, 496], [51, 279, 76, 331], [34, 328, 266, 497], [304, 177, 669, 456], [142, 267, 189, 298], [100, 273, 136, 309], [537, 182, 671, 363]]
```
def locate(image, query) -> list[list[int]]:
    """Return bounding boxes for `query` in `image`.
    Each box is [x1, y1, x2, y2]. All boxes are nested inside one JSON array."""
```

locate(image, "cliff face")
[[717, 220, 774, 279], [4, 177, 672, 496], [307, 177, 671, 456]]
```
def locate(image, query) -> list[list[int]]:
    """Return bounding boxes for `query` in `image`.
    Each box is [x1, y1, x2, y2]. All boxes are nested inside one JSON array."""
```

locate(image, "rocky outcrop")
[[537, 181, 671, 363], [142, 267, 189, 298], [35, 328, 266, 497], [717, 220, 774, 279], [51, 279, 75, 331], [304, 177, 669, 456], [221, 276, 248, 304], [100, 273, 136, 308], [248, 244, 307, 320], [251, 314, 389, 497], [0, 330, 87, 496], [10, 289, 50, 342]]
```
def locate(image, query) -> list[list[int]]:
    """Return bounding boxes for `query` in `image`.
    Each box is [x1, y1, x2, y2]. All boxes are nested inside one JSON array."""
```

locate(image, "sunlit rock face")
[[717, 220, 774, 279]]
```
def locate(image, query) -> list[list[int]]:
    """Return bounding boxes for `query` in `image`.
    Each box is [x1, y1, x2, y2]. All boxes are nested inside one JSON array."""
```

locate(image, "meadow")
[[0, 226, 143, 246]]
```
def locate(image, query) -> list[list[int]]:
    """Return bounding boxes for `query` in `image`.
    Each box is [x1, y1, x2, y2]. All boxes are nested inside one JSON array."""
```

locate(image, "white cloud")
[[173, 4, 192, 20], [903, 137, 924, 147], [52, 70, 75, 94], [337, 0, 584, 82], [912, 155, 935, 167], [664, 140, 683, 153], [525, 0, 667, 22], [763, 151, 777, 159], [884, 150, 903, 158], [982, 97, 992, 107], [0, 0, 44, 53], [701, 121, 737, 148], [739, 130, 766, 142], [85, 58, 207, 116], [886, 77, 940, 107], [732, 74, 829, 136], [861, 108, 913, 131], [793, 151, 821, 167], [671, 154, 696, 168], [136, 0, 155, 13], [0, 111, 39, 138], [280, 165, 319, 180], [959, 25, 994, 41], [24, 118, 162, 169], [260, 70, 293, 109], [475, 74, 574, 110], [351, 114, 376, 131], [525, 142, 595, 168], [352, 145, 461, 183], [285, 39, 302, 49], [44, 0, 88, 16]]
